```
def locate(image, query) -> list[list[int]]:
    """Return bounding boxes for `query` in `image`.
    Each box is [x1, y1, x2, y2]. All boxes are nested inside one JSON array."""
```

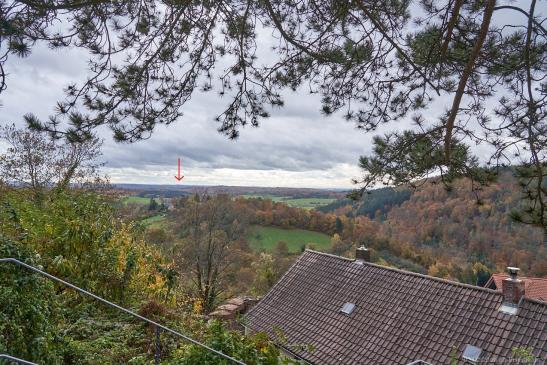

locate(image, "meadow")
[[247, 225, 331, 253], [140, 214, 167, 228], [240, 195, 336, 209], [122, 196, 158, 205]]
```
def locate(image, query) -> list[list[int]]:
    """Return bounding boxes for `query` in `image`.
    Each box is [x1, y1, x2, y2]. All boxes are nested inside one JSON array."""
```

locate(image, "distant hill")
[[317, 187, 412, 219], [113, 183, 347, 199], [380, 173, 545, 269], [321, 172, 546, 276]]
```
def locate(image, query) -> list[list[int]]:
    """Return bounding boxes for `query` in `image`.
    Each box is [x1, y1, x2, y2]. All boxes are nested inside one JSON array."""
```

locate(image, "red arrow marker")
[[175, 158, 184, 181]]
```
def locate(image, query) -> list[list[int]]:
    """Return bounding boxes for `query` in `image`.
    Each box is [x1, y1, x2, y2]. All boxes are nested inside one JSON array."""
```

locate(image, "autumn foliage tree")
[[173, 194, 249, 313]]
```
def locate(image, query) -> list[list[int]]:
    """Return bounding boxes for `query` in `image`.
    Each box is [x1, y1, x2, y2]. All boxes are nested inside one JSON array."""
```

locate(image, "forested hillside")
[[319, 172, 546, 279], [317, 187, 411, 219], [380, 174, 545, 276]]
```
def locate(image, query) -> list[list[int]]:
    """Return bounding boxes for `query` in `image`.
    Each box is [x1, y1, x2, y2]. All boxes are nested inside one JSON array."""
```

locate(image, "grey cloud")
[[100, 104, 372, 173], [0, 31, 402, 185]]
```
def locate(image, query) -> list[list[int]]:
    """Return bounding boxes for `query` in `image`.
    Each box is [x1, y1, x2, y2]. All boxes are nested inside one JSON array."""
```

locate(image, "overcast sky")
[[0, 2, 536, 188], [0, 41, 385, 189]]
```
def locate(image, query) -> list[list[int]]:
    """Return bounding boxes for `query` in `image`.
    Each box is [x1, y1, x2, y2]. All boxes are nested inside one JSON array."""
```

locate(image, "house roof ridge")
[[523, 296, 547, 305], [304, 248, 354, 261], [492, 272, 547, 281], [304, 249, 501, 296]]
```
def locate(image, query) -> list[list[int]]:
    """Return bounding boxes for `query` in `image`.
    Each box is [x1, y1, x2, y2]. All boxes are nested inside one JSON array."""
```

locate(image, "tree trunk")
[[443, 0, 496, 163]]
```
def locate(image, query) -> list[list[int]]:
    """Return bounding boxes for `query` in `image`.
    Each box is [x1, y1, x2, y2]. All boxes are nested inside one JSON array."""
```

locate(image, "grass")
[[279, 197, 337, 209], [247, 225, 331, 253], [140, 214, 166, 228], [122, 196, 158, 205], [240, 195, 336, 209]]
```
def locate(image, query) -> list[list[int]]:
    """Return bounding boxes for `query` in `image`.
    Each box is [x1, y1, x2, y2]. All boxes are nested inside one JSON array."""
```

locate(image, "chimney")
[[355, 245, 370, 263], [502, 267, 525, 304]]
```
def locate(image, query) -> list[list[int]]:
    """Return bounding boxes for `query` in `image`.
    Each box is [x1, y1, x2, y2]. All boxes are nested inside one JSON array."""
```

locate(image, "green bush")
[[171, 321, 280, 365], [0, 189, 288, 364], [0, 237, 64, 364], [0, 189, 168, 303]]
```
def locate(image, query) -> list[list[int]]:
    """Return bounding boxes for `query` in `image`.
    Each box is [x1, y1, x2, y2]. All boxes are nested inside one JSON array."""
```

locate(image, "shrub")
[[171, 321, 280, 365], [0, 237, 64, 363]]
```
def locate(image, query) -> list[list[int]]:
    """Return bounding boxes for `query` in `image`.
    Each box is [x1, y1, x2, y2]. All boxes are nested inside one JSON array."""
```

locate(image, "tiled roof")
[[244, 250, 547, 365], [486, 273, 547, 301]]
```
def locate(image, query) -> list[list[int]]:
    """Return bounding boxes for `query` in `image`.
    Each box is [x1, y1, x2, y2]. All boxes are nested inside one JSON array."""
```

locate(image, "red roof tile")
[[245, 250, 547, 365], [486, 273, 547, 301]]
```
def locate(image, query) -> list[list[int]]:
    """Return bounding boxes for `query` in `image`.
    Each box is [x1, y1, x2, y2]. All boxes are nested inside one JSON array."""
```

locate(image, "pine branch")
[[440, 0, 464, 59], [444, 0, 496, 163], [353, 0, 440, 95]]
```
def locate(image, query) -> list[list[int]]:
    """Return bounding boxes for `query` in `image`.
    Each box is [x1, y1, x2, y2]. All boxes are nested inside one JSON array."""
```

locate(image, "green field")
[[247, 225, 331, 253], [141, 214, 167, 228], [122, 196, 159, 205], [124, 196, 149, 204], [240, 195, 336, 209]]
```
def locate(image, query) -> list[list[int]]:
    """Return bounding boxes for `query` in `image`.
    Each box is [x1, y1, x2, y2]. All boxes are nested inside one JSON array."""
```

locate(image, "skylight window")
[[340, 302, 355, 315], [462, 344, 482, 363]]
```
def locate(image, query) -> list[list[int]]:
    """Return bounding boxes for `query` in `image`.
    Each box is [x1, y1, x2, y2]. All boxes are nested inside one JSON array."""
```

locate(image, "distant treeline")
[[114, 184, 346, 199], [317, 187, 412, 219], [136, 190, 190, 198]]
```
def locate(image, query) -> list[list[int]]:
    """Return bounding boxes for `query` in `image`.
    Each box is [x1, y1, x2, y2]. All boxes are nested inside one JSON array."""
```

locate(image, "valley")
[[2, 2, 546, 363], [123, 170, 545, 284]]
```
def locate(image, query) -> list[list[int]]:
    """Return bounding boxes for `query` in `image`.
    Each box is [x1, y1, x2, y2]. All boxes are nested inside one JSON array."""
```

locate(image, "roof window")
[[462, 344, 482, 363], [340, 302, 355, 315]]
